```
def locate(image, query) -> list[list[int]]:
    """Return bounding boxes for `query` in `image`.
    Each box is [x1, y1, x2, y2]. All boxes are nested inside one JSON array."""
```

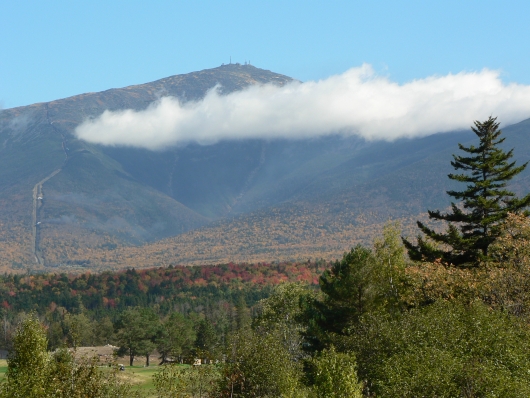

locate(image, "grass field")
[[0, 359, 6, 379], [122, 365, 160, 396]]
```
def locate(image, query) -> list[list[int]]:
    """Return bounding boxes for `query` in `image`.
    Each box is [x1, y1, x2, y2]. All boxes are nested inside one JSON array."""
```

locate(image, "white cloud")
[[75, 64, 530, 150]]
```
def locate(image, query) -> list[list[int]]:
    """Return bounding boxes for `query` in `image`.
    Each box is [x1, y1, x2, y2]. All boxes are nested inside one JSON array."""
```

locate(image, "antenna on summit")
[[230, 56, 231, 64]]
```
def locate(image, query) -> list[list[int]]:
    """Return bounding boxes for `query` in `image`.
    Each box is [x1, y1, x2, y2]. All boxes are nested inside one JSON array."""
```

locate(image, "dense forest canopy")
[[0, 261, 322, 315]]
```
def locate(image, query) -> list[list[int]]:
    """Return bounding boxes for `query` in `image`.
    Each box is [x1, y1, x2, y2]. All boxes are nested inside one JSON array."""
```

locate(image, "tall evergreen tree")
[[404, 116, 530, 267], [194, 318, 218, 360]]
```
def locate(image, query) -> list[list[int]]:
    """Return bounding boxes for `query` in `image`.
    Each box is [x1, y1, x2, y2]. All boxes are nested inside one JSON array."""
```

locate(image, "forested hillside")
[[0, 261, 321, 315], [2, 63, 530, 272]]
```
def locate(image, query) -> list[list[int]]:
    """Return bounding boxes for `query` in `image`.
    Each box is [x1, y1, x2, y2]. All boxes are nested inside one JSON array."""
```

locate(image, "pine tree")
[[404, 116, 530, 267]]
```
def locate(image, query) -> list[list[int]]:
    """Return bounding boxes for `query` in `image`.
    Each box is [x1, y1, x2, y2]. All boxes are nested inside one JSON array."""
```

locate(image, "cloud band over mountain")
[[75, 65, 530, 150]]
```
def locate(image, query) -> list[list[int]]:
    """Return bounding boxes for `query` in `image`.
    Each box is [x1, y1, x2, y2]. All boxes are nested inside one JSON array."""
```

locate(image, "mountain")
[[0, 64, 293, 269], [1, 64, 530, 272]]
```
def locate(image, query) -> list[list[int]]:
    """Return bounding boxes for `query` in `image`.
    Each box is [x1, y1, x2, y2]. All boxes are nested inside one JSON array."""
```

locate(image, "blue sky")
[[1, 0, 529, 109]]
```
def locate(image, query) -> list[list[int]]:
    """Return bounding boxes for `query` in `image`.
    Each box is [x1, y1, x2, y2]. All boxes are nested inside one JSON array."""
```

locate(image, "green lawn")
[[124, 365, 160, 396], [0, 359, 7, 379]]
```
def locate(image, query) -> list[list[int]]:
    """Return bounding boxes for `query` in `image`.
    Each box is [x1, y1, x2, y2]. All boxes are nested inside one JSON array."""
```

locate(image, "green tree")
[[314, 245, 375, 334], [404, 116, 530, 267], [115, 307, 160, 366], [137, 308, 160, 367], [310, 346, 362, 398], [254, 283, 312, 361], [372, 222, 410, 312], [1, 314, 50, 397], [234, 296, 251, 331], [194, 318, 218, 362], [47, 320, 65, 351], [157, 312, 195, 364], [302, 224, 409, 351], [93, 316, 114, 346], [219, 329, 307, 397], [63, 313, 94, 348]]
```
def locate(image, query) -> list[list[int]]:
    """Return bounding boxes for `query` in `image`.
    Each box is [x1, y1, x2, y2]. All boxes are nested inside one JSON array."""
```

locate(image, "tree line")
[[0, 260, 324, 353]]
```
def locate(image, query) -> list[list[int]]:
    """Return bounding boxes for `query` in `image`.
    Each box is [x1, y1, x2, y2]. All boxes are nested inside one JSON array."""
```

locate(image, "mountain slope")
[[1, 64, 529, 271], [73, 118, 530, 268], [0, 64, 293, 269], [36, 119, 530, 270]]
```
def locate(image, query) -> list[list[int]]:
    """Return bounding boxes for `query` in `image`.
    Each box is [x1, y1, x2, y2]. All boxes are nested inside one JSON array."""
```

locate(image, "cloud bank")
[[75, 65, 530, 150]]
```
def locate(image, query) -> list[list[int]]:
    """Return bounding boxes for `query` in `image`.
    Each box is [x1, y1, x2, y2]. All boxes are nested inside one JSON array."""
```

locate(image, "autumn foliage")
[[0, 261, 323, 315]]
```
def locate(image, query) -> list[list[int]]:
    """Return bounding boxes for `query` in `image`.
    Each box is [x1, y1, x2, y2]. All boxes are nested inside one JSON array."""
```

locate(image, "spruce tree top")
[[404, 116, 530, 267]]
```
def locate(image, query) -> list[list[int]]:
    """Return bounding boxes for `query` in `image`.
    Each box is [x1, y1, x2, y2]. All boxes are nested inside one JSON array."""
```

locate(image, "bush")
[[154, 364, 220, 398]]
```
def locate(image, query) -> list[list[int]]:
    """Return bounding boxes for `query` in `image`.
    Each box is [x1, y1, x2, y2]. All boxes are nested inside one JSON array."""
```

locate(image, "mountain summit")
[[0, 65, 529, 271]]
